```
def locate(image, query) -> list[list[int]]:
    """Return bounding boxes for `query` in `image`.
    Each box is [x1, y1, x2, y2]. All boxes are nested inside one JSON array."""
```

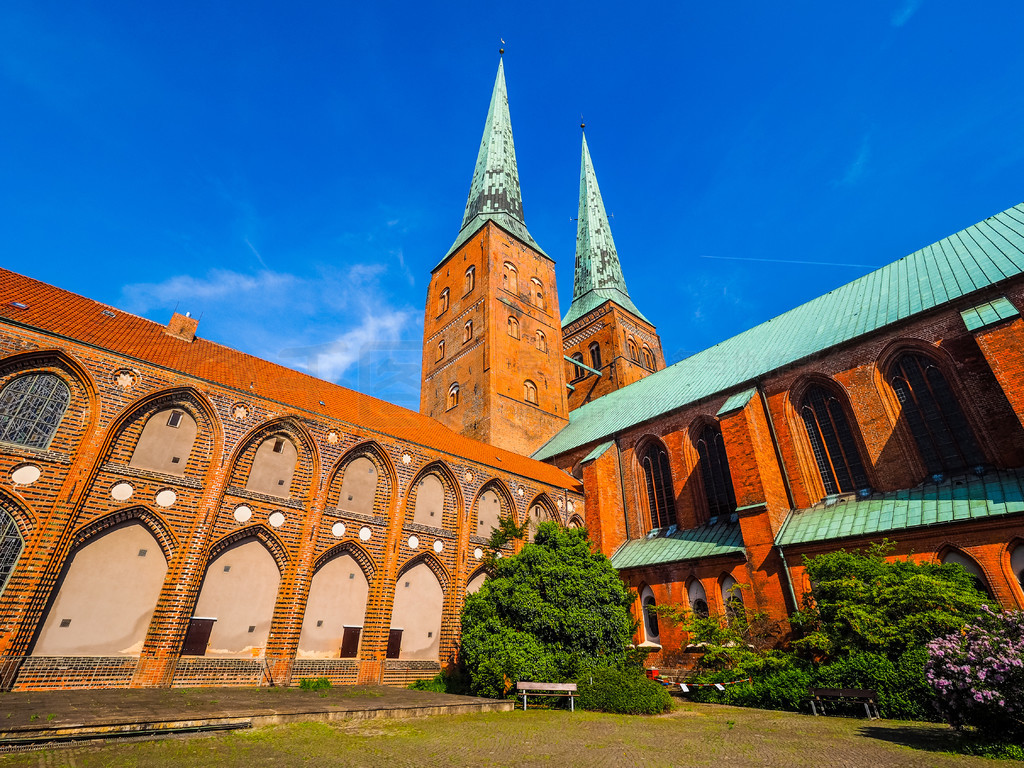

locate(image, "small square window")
[[348, 573, 355, 579], [316, 620, 324, 628], [427, 632, 433, 638], [273, 438, 285, 453], [138, 549, 147, 557], [167, 411, 183, 428], [405, 581, 410, 588], [248, 625, 256, 633], [430, 511, 434, 516], [223, 565, 231, 573], [171, 456, 180, 464], [59, 618, 71, 628], [277, 479, 285, 485]]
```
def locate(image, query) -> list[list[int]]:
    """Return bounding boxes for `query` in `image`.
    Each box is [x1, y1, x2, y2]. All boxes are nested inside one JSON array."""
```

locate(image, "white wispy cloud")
[[836, 133, 872, 187], [891, 0, 922, 27], [120, 263, 421, 406]]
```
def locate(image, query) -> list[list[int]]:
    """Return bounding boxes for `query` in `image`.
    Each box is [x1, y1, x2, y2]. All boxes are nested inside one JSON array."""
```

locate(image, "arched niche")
[[474, 488, 502, 539], [297, 552, 370, 658], [389, 560, 444, 661], [129, 407, 198, 476], [940, 548, 992, 597], [338, 456, 379, 516], [687, 578, 709, 618], [1010, 542, 1024, 591], [526, 498, 555, 542], [32, 521, 167, 656], [411, 474, 445, 527], [721, 574, 744, 618], [189, 537, 280, 657], [466, 570, 487, 594], [639, 584, 660, 645], [245, 436, 298, 498], [0, 498, 25, 598]]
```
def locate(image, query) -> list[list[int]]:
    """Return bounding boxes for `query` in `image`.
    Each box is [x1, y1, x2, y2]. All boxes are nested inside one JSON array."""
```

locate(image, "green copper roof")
[[442, 59, 545, 263], [563, 134, 647, 326], [610, 522, 745, 570], [535, 203, 1024, 461], [776, 468, 1024, 547], [581, 439, 615, 464], [717, 387, 758, 417], [960, 296, 1019, 332]]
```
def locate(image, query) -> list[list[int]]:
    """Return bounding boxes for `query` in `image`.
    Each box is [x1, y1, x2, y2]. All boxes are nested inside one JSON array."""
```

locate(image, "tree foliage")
[[660, 542, 989, 719], [460, 522, 638, 699]]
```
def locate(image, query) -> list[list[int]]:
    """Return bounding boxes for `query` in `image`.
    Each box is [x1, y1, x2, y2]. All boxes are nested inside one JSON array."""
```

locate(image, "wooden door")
[[340, 626, 361, 658], [385, 629, 402, 659], [181, 618, 216, 656]]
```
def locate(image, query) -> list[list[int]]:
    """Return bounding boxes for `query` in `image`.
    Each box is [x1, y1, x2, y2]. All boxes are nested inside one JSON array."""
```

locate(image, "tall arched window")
[[0, 500, 23, 597], [1010, 542, 1024, 591], [800, 385, 869, 495], [535, 330, 547, 352], [436, 339, 445, 361], [627, 338, 639, 362], [889, 353, 984, 476], [524, 380, 538, 404], [0, 373, 71, 449], [507, 316, 520, 339], [640, 585, 660, 644], [568, 352, 585, 381], [642, 346, 655, 370], [589, 342, 602, 371], [447, 383, 459, 410], [463, 320, 473, 343], [531, 278, 545, 310], [503, 262, 518, 294], [437, 288, 449, 315], [695, 424, 736, 519], [639, 442, 676, 530], [941, 549, 992, 597], [688, 579, 709, 618], [464, 266, 475, 294]]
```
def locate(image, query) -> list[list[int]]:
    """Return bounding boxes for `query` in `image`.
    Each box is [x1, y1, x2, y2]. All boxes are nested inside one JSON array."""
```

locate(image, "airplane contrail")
[[699, 254, 878, 269]]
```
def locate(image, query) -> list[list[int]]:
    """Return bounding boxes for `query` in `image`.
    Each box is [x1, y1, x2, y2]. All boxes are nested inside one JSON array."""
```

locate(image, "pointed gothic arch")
[[206, 524, 290, 573], [396, 551, 451, 592], [328, 441, 397, 518], [402, 460, 463, 531], [470, 479, 517, 541], [69, 506, 179, 563], [227, 415, 319, 499], [313, 539, 377, 580], [525, 492, 558, 541], [634, 436, 677, 531], [938, 545, 993, 598]]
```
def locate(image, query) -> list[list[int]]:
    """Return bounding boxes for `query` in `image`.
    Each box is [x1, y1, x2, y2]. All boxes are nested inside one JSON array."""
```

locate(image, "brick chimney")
[[166, 311, 199, 342]]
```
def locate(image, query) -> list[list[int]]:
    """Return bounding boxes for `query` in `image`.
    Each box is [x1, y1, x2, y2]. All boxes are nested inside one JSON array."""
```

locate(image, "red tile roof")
[[0, 268, 579, 491]]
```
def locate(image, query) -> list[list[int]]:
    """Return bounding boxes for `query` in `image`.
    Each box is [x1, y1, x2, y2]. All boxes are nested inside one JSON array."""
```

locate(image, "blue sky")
[[3, 1, 1024, 411]]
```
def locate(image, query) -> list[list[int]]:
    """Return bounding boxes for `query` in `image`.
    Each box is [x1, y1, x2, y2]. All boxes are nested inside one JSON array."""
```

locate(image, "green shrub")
[[409, 669, 472, 695], [298, 677, 331, 691], [814, 649, 933, 720], [577, 668, 672, 714]]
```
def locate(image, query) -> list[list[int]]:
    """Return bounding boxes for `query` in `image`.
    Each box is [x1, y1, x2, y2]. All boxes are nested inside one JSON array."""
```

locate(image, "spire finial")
[[499, 37, 505, 56], [580, 115, 585, 131]]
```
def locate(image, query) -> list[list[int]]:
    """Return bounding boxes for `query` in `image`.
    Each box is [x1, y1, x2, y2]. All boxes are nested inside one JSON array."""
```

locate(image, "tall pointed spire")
[[563, 132, 647, 325], [443, 58, 545, 261]]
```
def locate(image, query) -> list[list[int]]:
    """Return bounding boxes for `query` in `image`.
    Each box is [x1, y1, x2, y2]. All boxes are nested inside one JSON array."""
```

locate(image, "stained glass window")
[[640, 443, 676, 530], [696, 424, 737, 518], [889, 354, 984, 476], [800, 385, 869, 495], [0, 501, 23, 596], [0, 374, 70, 449]]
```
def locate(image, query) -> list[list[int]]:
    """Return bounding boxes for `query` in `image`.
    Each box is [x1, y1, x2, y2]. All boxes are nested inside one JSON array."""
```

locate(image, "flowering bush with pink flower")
[[925, 606, 1024, 739]]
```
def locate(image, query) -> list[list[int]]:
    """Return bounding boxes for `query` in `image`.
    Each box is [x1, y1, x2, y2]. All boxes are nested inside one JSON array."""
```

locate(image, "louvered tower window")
[[0, 373, 70, 449], [640, 443, 676, 530], [889, 353, 984, 476], [800, 385, 870, 495], [695, 424, 737, 519], [0, 501, 23, 597]]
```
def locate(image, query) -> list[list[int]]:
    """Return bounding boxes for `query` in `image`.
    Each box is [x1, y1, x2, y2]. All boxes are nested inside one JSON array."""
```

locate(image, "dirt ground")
[[0, 702, 1015, 767]]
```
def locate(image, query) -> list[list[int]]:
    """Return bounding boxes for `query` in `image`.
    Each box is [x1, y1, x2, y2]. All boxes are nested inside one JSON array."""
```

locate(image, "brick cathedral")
[[1, 59, 1023, 690]]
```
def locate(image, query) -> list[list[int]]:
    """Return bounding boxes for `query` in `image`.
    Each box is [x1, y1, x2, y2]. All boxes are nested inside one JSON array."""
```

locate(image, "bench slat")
[[516, 682, 577, 692]]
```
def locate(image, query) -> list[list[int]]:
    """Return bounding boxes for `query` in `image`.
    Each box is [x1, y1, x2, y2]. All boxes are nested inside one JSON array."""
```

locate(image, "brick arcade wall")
[[0, 320, 583, 691]]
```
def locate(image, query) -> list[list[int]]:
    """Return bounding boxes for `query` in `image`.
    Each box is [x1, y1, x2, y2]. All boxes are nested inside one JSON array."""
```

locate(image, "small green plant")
[[29, 714, 38, 722], [298, 677, 332, 691], [46, 713, 55, 721]]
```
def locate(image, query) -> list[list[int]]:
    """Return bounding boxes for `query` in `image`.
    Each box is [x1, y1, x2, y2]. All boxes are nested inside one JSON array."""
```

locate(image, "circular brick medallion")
[[110, 482, 134, 501], [433, 540, 444, 553], [234, 505, 253, 523], [268, 511, 285, 528], [359, 526, 372, 542], [408, 535, 419, 550], [11, 464, 40, 486], [331, 522, 346, 537], [155, 489, 176, 508]]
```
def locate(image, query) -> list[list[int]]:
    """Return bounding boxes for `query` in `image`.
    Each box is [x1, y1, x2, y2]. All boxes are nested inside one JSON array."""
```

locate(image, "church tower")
[[420, 59, 569, 456], [562, 131, 666, 410]]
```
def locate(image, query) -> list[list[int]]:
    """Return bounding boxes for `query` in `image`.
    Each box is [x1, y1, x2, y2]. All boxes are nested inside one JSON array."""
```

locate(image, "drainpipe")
[[775, 544, 801, 614], [613, 435, 631, 542]]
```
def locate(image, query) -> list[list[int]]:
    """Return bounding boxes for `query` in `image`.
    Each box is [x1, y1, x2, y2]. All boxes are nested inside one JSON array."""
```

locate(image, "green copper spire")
[[442, 59, 545, 261], [563, 132, 647, 326]]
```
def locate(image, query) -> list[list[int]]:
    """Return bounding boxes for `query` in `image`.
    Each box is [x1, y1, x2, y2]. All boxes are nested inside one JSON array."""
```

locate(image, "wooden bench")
[[516, 681, 578, 712], [809, 687, 880, 719]]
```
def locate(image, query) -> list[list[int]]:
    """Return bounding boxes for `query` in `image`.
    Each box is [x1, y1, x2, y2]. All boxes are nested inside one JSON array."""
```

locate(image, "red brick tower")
[[420, 59, 568, 456], [562, 131, 665, 410]]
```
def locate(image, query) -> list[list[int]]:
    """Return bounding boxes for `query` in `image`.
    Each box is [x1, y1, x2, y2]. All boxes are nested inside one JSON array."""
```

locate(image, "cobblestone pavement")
[[0, 702, 1014, 768]]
